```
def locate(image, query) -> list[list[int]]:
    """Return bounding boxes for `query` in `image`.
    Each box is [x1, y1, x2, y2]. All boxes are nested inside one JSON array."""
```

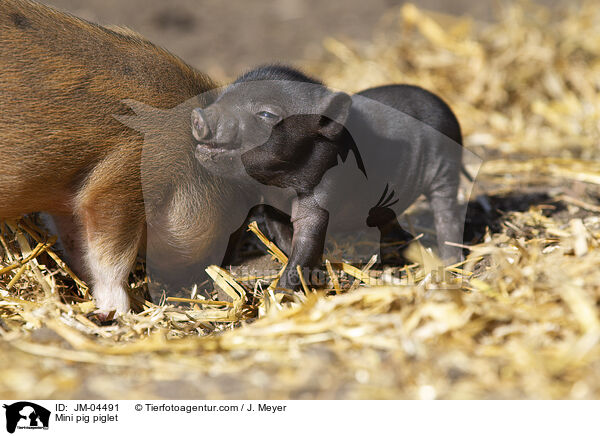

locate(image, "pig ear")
[[319, 92, 352, 140]]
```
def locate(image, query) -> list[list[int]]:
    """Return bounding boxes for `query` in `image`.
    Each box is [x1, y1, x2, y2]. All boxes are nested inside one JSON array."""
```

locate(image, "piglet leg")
[[261, 205, 294, 256], [428, 191, 463, 263], [278, 194, 329, 290]]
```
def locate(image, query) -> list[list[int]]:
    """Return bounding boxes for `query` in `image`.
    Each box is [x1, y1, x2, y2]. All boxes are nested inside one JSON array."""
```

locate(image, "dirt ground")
[[41, 0, 563, 80]]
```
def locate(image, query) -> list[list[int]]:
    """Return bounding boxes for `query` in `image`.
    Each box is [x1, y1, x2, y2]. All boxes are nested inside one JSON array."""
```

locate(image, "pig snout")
[[191, 108, 211, 142], [191, 107, 241, 148]]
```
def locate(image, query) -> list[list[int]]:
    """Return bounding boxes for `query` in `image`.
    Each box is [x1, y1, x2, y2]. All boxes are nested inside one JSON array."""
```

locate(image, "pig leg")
[[427, 189, 463, 263], [261, 205, 293, 256], [75, 164, 145, 314], [221, 205, 293, 266], [278, 194, 328, 290], [42, 213, 89, 281], [78, 206, 143, 314], [378, 224, 414, 267]]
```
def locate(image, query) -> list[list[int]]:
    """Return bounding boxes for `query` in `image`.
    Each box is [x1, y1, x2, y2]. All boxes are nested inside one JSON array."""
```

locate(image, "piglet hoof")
[[88, 309, 117, 325], [92, 284, 131, 317], [278, 266, 327, 292], [276, 269, 300, 292]]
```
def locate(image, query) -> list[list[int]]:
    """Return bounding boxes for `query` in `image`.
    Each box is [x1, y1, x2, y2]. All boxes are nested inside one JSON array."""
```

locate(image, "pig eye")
[[256, 110, 280, 121]]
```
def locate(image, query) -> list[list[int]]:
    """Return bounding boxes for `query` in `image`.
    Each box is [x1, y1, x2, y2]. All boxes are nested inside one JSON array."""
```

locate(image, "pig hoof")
[[278, 269, 301, 291], [92, 285, 130, 315], [89, 310, 117, 325], [279, 266, 327, 291]]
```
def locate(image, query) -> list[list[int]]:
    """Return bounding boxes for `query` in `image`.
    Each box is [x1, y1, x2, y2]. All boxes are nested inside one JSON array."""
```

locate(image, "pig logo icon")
[[3, 402, 50, 433]]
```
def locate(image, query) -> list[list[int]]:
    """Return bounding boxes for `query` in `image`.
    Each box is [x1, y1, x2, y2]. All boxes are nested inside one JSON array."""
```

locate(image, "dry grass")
[[1, 1, 600, 399]]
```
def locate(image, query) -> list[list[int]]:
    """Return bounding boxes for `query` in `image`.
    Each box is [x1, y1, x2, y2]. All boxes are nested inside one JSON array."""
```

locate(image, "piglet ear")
[[319, 92, 352, 140]]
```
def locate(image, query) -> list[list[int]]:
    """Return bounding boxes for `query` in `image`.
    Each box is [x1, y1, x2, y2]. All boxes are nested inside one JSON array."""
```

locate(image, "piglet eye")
[[257, 110, 279, 120]]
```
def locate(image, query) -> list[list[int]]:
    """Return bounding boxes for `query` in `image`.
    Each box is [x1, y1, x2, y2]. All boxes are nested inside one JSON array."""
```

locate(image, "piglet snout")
[[191, 108, 211, 141]]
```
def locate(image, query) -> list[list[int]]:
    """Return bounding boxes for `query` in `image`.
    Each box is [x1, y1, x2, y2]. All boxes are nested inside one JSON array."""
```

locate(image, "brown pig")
[[0, 0, 233, 314]]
